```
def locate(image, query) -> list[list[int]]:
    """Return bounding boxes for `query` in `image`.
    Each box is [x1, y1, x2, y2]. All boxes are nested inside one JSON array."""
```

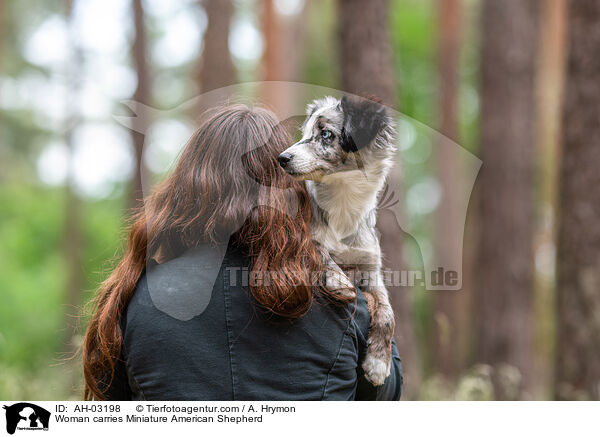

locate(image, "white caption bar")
[[0, 401, 598, 436]]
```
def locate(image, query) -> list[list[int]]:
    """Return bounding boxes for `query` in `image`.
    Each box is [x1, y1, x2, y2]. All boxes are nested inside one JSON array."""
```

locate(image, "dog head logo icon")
[[3, 403, 50, 434]]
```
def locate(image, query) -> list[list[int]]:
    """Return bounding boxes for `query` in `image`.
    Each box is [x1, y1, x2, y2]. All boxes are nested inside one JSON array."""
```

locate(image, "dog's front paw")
[[325, 270, 357, 299], [362, 353, 391, 386]]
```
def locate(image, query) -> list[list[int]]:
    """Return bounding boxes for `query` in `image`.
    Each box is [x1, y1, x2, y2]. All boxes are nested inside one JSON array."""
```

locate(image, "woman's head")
[[145, 103, 327, 313], [83, 104, 351, 400], [151, 105, 288, 248]]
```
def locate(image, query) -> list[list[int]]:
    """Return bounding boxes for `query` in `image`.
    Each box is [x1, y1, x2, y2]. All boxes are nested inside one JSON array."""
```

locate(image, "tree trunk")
[[338, 0, 396, 105], [62, 171, 83, 353], [261, 0, 283, 83], [259, 0, 308, 116], [338, 0, 420, 398], [555, 0, 600, 401], [534, 0, 566, 397], [199, 0, 235, 92], [62, 1, 84, 379], [130, 0, 151, 212], [476, 0, 539, 399], [431, 0, 463, 380]]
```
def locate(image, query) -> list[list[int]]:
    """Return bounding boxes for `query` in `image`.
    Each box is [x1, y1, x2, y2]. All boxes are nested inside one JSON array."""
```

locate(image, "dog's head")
[[277, 95, 395, 181]]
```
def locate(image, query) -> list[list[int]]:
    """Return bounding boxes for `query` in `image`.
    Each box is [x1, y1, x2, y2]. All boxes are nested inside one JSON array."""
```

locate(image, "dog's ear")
[[306, 101, 319, 117], [340, 95, 389, 153]]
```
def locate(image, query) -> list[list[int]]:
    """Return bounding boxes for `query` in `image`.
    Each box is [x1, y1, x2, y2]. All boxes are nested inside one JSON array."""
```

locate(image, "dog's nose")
[[277, 152, 292, 168]]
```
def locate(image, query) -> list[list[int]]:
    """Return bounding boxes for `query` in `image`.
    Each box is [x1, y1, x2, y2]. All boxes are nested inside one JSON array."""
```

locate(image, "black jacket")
[[104, 239, 402, 401]]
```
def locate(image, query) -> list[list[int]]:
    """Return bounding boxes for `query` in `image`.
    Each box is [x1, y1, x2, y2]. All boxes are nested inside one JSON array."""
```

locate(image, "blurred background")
[[1, 0, 599, 400]]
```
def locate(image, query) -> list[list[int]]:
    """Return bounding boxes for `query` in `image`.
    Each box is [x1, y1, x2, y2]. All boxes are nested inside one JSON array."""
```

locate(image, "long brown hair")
[[82, 104, 351, 400]]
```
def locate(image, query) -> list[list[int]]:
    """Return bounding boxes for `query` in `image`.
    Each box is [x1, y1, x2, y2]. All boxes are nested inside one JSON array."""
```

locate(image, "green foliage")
[[0, 184, 66, 369], [0, 361, 83, 401], [420, 364, 524, 401], [303, 0, 339, 88], [0, 183, 125, 398], [390, 0, 436, 125]]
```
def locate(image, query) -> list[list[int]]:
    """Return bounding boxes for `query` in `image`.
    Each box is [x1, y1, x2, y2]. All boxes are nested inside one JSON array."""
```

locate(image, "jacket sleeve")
[[353, 290, 403, 401]]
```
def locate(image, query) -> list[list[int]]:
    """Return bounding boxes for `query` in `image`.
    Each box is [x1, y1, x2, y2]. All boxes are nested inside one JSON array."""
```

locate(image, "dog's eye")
[[321, 130, 333, 142]]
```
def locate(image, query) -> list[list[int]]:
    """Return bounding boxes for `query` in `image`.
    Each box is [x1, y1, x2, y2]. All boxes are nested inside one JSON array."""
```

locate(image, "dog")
[[278, 95, 396, 385]]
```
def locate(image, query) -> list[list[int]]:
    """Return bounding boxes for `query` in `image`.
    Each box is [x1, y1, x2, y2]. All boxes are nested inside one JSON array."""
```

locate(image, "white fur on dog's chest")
[[310, 168, 385, 240]]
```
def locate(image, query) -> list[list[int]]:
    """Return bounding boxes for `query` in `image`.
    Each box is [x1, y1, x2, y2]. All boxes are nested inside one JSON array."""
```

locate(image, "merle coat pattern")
[[278, 95, 396, 385]]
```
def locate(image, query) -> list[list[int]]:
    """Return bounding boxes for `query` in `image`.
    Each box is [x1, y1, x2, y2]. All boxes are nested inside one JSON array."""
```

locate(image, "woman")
[[82, 104, 402, 400]]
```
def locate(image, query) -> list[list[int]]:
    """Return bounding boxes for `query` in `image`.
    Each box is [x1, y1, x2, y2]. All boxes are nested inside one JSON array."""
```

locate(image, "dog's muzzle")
[[277, 152, 292, 168]]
